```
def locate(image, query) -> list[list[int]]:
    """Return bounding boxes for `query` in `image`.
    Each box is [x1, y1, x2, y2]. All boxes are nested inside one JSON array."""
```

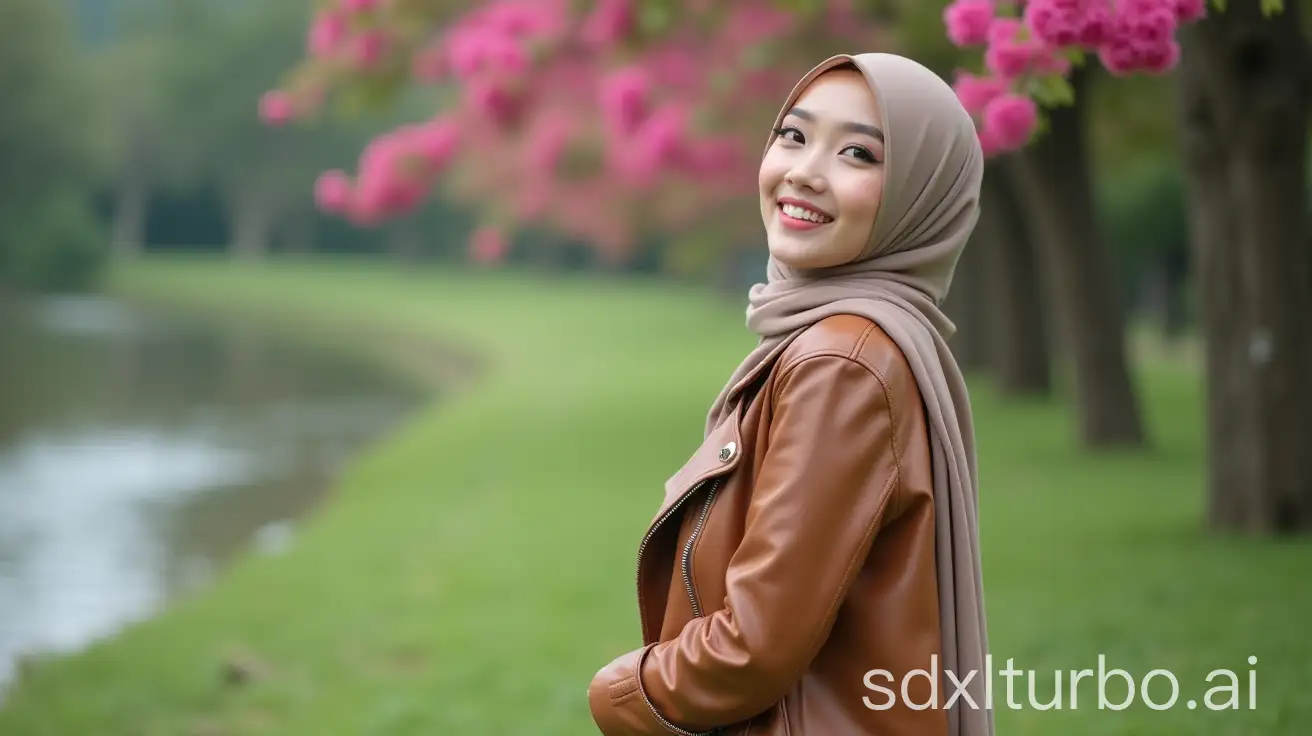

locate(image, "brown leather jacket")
[[588, 314, 947, 735]]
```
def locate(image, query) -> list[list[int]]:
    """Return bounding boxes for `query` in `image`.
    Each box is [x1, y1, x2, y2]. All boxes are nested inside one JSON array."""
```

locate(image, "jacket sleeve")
[[588, 351, 911, 735]]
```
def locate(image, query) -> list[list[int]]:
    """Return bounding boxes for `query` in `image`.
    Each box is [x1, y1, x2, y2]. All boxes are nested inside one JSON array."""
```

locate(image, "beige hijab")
[[705, 53, 992, 736]]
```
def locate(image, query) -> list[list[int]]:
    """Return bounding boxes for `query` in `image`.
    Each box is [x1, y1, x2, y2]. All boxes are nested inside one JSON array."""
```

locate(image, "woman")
[[587, 52, 993, 736]]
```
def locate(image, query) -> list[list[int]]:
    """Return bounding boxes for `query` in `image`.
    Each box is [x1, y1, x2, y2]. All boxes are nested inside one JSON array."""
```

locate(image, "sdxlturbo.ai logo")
[[862, 655, 1258, 711]]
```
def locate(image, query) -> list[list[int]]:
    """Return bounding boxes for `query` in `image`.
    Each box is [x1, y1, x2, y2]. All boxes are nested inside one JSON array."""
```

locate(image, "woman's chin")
[[768, 242, 840, 271]]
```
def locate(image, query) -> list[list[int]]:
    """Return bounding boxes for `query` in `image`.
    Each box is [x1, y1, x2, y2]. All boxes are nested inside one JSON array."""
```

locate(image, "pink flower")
[[953, 71, 1009, 116], [484, 32, 530, 74], [1140, 38, 1181, 72], [351, 31, 390, 69], [307, 10, 347, 58], [315, 171, 353, 213], [599, 67, 650, 135], [1100, 36, 1180, 75], [464, 79, 521, 126], [444, 27, 530, 78], [580, 0, 633, 49], [407, 118, 461, 169], [446, 30, 488, 78], [1097, 36, 1138, 74], [643, 47, 702, 90], [1096, 0, 1182, 75], [984, 18, 1046, 78], [525, 111, 573, 175], [258, 91, 295, 125], [482, 1, 553, 37], [353, 132, 427, 218], [679, 136, 741, 177], [720, 3, 798, 48], [608, 105, 686, 188], [637, 105, 686, 162], [1024, 0, 1112, 48], [1116, 0, 1178, 45], [1036, 49, 1072, 75], [1078, 2, 1114, 46], [982, 93, 1038, 150], [1173, 0, 1207, 23], [944, 0, 995, 47]]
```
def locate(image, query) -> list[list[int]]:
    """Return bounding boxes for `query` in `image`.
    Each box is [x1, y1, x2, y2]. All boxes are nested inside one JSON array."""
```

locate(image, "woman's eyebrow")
[[786, 106, 884, 141]]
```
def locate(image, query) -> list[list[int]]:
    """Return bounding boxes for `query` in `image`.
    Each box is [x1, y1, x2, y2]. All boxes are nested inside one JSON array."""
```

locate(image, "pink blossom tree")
[[265, 0, 887, 266], [942, 0, 1210, 156], [262, 1, 1266, 260]]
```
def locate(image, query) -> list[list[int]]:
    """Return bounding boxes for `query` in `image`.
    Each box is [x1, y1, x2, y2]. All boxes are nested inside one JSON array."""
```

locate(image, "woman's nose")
[[785, 158, 826, 193]]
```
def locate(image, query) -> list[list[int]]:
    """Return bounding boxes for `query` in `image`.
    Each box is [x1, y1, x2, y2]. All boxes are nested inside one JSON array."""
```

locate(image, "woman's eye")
[[773, 126, 803, 143], [842, 145, 878, 164]]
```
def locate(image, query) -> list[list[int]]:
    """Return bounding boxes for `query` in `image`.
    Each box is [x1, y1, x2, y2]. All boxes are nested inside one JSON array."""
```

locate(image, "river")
[[0, 294, 426, 689]]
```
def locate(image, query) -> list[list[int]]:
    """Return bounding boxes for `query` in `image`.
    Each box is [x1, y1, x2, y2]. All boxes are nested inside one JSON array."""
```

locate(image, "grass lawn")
[[0, 255, 1306, 735]]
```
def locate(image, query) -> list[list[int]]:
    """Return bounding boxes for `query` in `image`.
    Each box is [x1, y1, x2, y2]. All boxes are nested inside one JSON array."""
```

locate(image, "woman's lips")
[[777, 198, 834, 231]]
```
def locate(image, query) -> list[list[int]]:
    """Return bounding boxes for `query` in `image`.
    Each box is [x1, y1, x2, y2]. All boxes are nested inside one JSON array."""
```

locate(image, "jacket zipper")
[[634, 476, 726, 736], [636, 478, 712, 591], [680, 477, 722, 618]]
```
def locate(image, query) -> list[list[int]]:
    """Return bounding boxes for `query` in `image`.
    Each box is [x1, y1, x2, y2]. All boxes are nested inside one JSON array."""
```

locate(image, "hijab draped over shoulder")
[[704, 53, 993, 736]]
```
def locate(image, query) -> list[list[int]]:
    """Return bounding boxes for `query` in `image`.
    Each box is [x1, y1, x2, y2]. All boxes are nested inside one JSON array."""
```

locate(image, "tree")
[[1173, 0, 1312, 533], [978, 159, 1052, 396], [1007, 64, 1145, 445], [88, 36, 175, 257], [0, 0, 105, 291], [158, 1, 377, 258], [263, 0, 889, 266], [946, 0, 1312, 532]]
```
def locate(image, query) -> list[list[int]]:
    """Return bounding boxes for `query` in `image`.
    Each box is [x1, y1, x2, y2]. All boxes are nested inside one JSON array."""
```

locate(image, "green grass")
[[1, 255, 1307, 735]]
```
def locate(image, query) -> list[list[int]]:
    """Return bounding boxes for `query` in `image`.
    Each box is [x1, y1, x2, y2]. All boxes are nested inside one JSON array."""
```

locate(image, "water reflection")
[[0, 295, 425, 687]]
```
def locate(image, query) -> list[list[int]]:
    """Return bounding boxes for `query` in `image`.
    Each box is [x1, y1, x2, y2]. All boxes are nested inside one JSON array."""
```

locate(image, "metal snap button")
[[719, 442, 736, 462]]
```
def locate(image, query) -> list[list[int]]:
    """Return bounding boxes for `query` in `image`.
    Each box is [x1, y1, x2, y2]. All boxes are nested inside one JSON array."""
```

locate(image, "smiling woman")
[[758, 64, 887, 270], [587, 53, 990, 736]]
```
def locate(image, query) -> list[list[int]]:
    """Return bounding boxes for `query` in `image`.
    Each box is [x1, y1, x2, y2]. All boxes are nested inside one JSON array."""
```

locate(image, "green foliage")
[[0, 191, 109, 293], [1098, 152, 1188, 262], [1028, 74, 1077, 107], [136, 0, 386, 227], [0, 0, 99, 210], [0, 0, 106, 291], [1214, 0, 1286, 13]]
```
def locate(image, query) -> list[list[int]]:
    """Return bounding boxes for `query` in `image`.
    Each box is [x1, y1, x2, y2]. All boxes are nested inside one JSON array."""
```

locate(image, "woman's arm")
[[588, 349, 917, 735]]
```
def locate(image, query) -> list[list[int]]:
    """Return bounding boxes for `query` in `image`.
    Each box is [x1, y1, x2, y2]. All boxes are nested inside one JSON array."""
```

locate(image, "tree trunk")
[[227, 196, 274, 261], [280, 212, 314, 255], [943, 221, 990, 372], [1010, 65, 1145, 446], [111, 173, 149, 258], [1175, 0, 1312, 534], [979, 160, 1052, 396]]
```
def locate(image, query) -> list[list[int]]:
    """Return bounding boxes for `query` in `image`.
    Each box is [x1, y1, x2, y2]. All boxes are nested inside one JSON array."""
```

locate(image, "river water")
[[0, 295, 426, 688]]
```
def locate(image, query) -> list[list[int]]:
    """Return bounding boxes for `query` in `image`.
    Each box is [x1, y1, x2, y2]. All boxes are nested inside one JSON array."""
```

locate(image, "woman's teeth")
[[780, 203, 833, 223]]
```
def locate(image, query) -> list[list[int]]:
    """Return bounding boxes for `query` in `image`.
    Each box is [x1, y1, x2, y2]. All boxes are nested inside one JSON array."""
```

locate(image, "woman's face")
[[758, 68, 886, 270]]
